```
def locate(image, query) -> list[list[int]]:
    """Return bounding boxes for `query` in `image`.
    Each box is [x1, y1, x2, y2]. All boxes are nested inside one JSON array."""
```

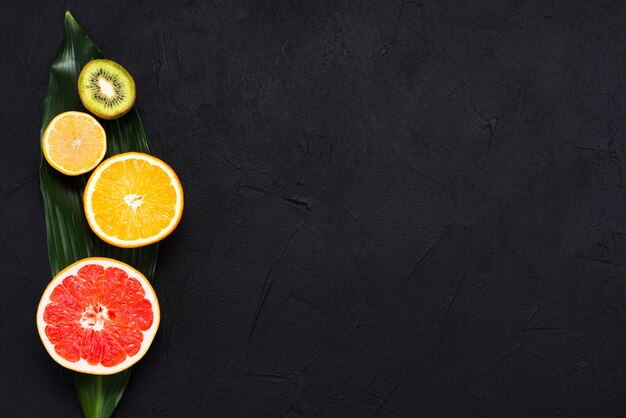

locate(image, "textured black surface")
[[3, 1, 626, 417]]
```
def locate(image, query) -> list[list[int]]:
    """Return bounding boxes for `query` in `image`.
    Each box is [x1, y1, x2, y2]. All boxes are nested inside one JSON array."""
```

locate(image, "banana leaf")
[[40, 11, 158, 418]]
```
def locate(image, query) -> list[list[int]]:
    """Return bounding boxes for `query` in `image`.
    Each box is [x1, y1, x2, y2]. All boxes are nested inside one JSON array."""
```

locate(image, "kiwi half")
[[78, 59, 136, 120]]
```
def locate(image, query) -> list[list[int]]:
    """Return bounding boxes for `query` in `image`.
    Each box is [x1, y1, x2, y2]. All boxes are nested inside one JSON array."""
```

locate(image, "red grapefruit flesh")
[[36, 257, 160, 375]]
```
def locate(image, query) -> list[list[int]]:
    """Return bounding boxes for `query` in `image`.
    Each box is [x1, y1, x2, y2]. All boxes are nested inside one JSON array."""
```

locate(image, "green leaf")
[[76, 371, 132, 418], [40, 11, 158, 418]]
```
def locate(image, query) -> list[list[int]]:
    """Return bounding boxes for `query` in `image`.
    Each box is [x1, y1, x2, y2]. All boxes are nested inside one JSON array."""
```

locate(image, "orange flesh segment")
[[90, 159, 178, 241]]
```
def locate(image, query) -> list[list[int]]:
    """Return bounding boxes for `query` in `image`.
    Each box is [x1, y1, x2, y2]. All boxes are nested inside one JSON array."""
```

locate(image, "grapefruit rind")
[[36, 257, 160, 375], [83, 152, 184, 248]]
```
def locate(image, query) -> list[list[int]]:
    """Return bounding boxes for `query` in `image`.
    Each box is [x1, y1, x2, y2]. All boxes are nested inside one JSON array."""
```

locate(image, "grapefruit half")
[[36, 257, 160, 375]]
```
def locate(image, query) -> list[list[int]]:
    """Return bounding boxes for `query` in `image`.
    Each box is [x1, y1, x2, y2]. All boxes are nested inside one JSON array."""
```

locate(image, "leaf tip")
[[65, 10, 75, 21]]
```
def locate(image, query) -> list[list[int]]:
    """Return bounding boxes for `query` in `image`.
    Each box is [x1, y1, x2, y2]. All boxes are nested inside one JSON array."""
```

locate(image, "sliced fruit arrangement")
[[39, 48, 182, 381], [78, 59, 136, 120], [36, 257, 160, 375], [83, 152, 184, 248], [42, 111, 107, 176]]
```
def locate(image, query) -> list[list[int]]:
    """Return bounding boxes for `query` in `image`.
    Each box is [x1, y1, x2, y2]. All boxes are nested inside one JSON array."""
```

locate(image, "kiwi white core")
[[98, 77, 116, 98]]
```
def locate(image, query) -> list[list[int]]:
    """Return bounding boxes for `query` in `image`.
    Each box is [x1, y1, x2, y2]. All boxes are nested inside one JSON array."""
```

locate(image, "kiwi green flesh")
[[79, 60, 135, 120]]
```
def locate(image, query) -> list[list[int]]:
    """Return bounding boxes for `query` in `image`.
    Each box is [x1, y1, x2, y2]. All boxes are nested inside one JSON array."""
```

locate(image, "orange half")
[[42, 111, 107, 176], [83, 152, 184, 248]]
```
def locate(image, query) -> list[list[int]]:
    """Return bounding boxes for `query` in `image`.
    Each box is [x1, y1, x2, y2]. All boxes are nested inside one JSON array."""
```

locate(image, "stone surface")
[[3, 1, 626, 416]]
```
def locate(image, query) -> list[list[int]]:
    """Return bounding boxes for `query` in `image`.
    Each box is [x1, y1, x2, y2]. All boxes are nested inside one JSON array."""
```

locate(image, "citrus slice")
[[83, 152, 184, 248], [42, 111, 107, 176], [36, 257, 160, 375]]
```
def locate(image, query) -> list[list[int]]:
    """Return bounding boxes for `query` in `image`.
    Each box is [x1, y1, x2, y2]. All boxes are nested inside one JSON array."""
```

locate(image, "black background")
[[3, 1, 626, 417]]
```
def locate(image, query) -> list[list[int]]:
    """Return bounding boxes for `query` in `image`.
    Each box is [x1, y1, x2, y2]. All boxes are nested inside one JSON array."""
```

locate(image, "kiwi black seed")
[[78, 59, 135, 120]]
